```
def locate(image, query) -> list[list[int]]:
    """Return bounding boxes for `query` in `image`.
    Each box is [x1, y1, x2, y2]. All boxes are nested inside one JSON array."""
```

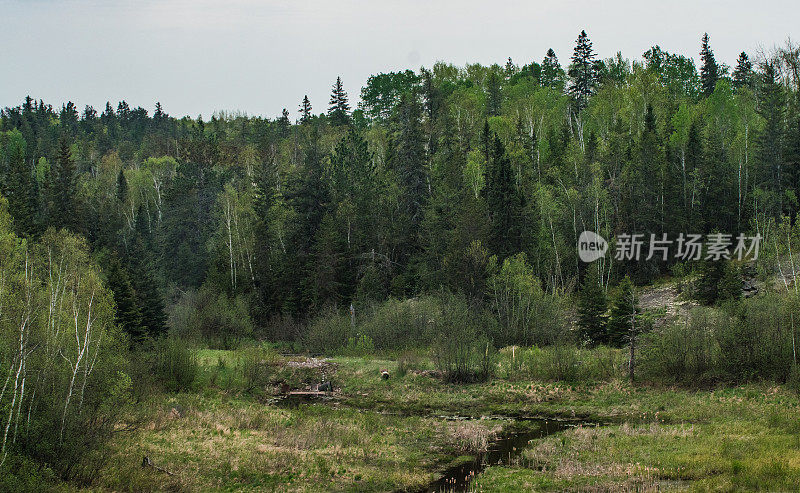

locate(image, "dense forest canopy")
[[1, 31, 800, 338], [4, 29, 800, 488]]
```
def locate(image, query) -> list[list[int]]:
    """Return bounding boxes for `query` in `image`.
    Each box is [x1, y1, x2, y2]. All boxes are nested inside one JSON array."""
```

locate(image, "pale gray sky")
[[1, 0, 798, 119]]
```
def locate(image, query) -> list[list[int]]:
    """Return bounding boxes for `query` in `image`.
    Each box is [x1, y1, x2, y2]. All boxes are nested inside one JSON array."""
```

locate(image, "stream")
[[417, 417, 588, 493], [275, 394, 597, 492]]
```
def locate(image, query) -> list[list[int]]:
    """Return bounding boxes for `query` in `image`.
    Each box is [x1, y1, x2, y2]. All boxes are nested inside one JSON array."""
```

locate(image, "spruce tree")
[[732, 52, 753, 90], [3, 129, 38, 237], [299, 95, 312, 124], [541, 49, 565, 91], [699, 33, 719, 97], [116, 168, 128, 203], [277, 108, 291, 137], [484, 133, 524, 258], [128, 207, 167, 338], [568, 30, 599, 112], [327, 76, 351, 126], [758, 61, 785, 216], [394, 91, 428, 241], [607, 276, 638, 348], [105, 254, 144, 342], [46, 137, 77, 230], [577, 267, 608, 344], [486, 70, 502, 117]]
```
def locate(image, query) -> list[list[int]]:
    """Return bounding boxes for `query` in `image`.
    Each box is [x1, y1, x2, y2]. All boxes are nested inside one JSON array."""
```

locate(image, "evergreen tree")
[[541, 48, 565, 91], [299, 95, 312, 124], [46, 137, 77, 231], [486, 70, 502, 116], [696, 259, 741, 305], [732, 52, 754, 90], [484, 133, 523, 258], [116, 168, 128, 203], [105, 254, 144, 342], [128, 207, 167, 338], [277, 108, 291, 137], [758, 61, 785, 217], [252, 158, 279, 314], [394, 91, 428, 248], [699, 33, 719, 97], [2, 129, 38, 237], [607, 276, 638, 348], [577, 266, 608, 344], [328, 76, 351, 126], [568, 30, 599, 112]]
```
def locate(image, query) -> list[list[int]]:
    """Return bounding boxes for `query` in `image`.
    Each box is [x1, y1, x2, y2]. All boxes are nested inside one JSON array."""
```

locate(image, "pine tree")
[[394, 91, 428, 240], [45, 137, 77, 231], [732, 52, 753, 90], [607, 276, 638, 348], [568, 30, 599, 111], [116, 168, 128, 203], [3, 129, 38, 237], [328, 76, 351, 126], [299, 95, 312, 124], [277, 108, 291, 137], [484, 133, 524, 258], [700, 33, 719, 97], [128, 207, 167, 338], [486, 70, 502, 116], [758, 61, 785, 217], [541, 48, 565, 91], [105, 254, 144, 342], [578, 267, 608, 344]]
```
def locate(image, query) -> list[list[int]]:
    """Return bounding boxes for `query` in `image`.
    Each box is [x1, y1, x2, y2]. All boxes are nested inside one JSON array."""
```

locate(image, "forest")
[[3, 31, 800, 491]]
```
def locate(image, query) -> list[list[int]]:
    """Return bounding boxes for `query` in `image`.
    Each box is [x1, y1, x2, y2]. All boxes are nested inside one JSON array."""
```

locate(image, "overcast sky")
[[2, 0, 798, 119]]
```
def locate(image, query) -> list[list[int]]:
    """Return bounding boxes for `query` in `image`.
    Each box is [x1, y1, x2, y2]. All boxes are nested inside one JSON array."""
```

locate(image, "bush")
[[432, 294, 496, 383], [640, 294, 798, 385], [344, 334, 375, 357], [357, 296, 443, 350], [154, 337, 198, 392], [167, 287, 254, 349], [304, 307, 352, 354], [237, 344, 279, 391], [488, 253, 565, 346], [639, 307, 722, 384]]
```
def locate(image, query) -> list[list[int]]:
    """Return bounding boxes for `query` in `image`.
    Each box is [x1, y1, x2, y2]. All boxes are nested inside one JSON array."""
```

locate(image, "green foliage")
[[488, 253, 564, 346], [154, 337, 198, 392], [432, 294, 496, 382], [167, 287, 254, 348], [607, 276, 638, 347], [577, 266, 608, 344], [641, 294, 799, 385]]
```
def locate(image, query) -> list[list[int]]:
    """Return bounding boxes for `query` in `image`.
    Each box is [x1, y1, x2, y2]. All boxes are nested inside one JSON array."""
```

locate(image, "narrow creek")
[[417, 417, 588, 493], [276, 394, 598, 492]]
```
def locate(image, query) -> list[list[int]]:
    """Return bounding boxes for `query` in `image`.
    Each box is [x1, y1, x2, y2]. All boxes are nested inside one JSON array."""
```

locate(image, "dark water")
[[417, 418, 582, 493]]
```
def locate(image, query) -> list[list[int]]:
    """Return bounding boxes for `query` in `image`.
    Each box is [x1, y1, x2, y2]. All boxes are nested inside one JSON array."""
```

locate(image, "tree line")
[[1, 31, 799, 344]]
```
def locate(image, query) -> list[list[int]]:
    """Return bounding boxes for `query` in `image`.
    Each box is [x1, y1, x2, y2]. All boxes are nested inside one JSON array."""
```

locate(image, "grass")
[[81, 349, 800, 492]]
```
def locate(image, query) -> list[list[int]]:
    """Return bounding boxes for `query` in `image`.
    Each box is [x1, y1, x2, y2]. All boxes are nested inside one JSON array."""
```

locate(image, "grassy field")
[[84, 350, 800, 492]]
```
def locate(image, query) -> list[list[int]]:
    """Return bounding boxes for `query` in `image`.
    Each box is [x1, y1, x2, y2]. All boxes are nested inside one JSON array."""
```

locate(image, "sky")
[[1, 0, 798, 120]]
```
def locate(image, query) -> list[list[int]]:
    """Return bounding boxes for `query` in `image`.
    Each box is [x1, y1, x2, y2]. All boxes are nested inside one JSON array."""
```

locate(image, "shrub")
[[357, 296, 443, 350], [488, 253, 565, 346], [432, 294, 496, 382], [237, 344, 279, 390], [639, 307, 722, 384], [344, 334, 375, 357], [640, 294, 797, 385], [154, 336, 198, 392], [304, 307, 352, 354], [167, 287, 254, 349]]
